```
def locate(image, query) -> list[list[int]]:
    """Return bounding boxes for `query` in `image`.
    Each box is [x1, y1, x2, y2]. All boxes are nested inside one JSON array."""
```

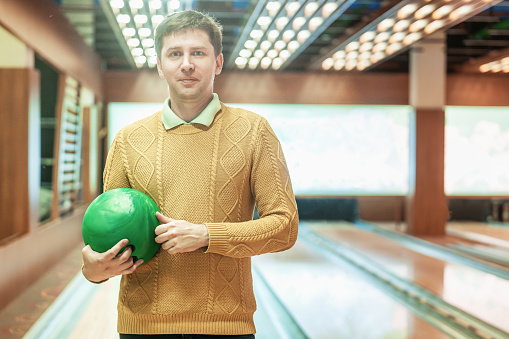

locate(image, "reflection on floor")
[[1, 221, 509, 338]]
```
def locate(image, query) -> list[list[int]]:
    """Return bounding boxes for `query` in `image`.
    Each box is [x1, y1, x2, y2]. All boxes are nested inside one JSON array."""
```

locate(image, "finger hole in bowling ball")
[[127, 245, 138, 262]]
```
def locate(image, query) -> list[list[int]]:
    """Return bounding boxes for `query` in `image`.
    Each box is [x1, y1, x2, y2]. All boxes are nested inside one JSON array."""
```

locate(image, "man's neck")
[[170, 95, 213, 123]]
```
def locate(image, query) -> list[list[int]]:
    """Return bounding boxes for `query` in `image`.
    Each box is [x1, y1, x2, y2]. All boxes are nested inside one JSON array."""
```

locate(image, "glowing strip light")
[[231, 0, 352, 71], [316, 0, 503, 72], [109, 0, 183, 68]]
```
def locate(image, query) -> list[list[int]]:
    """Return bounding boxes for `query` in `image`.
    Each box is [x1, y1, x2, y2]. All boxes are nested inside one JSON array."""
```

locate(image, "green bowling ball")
[[82, 188, 161, 264]]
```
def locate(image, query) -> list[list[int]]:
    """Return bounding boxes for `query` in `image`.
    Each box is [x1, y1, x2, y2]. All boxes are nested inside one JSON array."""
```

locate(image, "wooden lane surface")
[[310, 222, 509, 335], [252, 238, 449, 339], [446, 221, 509, 249], [66, 274, 281, 338]]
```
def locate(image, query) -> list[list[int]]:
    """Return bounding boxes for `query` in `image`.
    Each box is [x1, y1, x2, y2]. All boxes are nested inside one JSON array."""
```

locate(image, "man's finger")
[[105, 239, 129, 259], [156, 212, 174, 224], [155, 224, 170, 236]]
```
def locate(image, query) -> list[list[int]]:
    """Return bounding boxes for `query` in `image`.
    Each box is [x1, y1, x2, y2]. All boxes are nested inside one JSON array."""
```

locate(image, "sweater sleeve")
[[205, 118, 299, 257], [103, 129, 131, 191]]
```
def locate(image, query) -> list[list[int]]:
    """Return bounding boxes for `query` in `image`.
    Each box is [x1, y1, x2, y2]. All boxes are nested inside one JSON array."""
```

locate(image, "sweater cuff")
[[204, 223, 229, 254]]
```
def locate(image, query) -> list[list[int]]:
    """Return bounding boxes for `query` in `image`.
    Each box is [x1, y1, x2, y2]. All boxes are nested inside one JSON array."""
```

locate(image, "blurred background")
[[1, 0, 509, 338]]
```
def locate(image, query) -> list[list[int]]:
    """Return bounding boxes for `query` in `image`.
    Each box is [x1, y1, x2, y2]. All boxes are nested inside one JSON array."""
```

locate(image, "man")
[[82, 10, 298, 338]]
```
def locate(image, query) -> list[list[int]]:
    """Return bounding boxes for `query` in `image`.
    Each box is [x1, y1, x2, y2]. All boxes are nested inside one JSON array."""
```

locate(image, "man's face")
[[156, 29, 223, 103]]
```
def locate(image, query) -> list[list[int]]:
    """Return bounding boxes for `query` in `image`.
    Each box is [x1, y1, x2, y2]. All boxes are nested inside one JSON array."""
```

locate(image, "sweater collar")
[[161, 94, 220, 130]]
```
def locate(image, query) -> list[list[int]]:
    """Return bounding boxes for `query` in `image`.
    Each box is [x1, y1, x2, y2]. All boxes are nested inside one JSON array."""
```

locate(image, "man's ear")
[[215, 53, 224, 75], [156, 58, 165, 78]]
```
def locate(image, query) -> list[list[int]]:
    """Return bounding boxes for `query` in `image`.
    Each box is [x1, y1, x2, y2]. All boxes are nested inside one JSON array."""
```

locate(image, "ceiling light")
[[409, 19, 429, 32], [397, 4, 418, 19], [345, 41, 360, 52], [266, 1, 281, 17], [260, 57, 272, 69], [135, 55, 147, 64], [142, 38, 154, 47], [297, 30, 311, 43], [359, 42, 373, 53], [322, 57, 334, 70], [134, 14, 148, 24], [357, 59, 371, 70], [293, 17, 307, 31], [345, 59, 357, 71], [267, 49, 279, 58], [287, 40, 300, 53], [424, 20, 445, 34], [389, 32, 406, 44], [334, 59, 346, 70], [129, 0, 144, 9], [322, 2, 338, 18], [274, 40, 287, 51], [282, 30, 296, 42], [272, 58, 284, 70], [139, 28, 152, 37], [127, 38, 140, 47], [248, 57, 260, 69], [304, 2, 319, 17], [403, 32, 422, 45], [279, 50, 291, 60], [131, 47, 143, 56], [145, 48, 156, 56], [415, 4, 436, 19], [116, 14, 131, 24], [286, 1, 301, 17], [152, 15, 164, 26], [309, 17, 324, 31], [257, 16, 271, 30], [333, 50, 346, 59], [110, 0, 124, 9], [148, 0, 162, 10], [122, 27, 136, 36], [260, 40, 272, 52], [386, 43, 403, 55], [393, 20, 410, 32], [378, 18, 395, 32], [359, 31, 376, 43], [250, 30, 264, 41], [239, 49, 252, 58], [450, 5, 473, 20], [432, 5, 453, 19], [235, 57, 248, 67], [276, 17, 290, 30], [373, 42, 388, 53], [346, 51, 359, 60], [374, 32, 390, 43], [244, 40, 257, 50], [254, 49, 265, 58], [358, 51, 371, 60], [370, 51, 386, 63], [267, 29, 280, 42], [169, 0, 180, 10]]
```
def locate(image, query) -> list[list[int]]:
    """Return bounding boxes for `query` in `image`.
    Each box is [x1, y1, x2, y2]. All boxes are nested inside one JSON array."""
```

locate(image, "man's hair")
[[154, 10, 223, 60]]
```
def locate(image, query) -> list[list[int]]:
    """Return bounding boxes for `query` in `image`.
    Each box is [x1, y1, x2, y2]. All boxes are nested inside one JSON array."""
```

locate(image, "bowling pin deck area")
[[2, 221, 509, 338]]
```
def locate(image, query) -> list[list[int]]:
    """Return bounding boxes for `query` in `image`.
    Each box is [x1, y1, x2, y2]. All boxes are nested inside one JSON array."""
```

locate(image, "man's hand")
[[155, 212, 209, 254], [82, 239, 144, 283]]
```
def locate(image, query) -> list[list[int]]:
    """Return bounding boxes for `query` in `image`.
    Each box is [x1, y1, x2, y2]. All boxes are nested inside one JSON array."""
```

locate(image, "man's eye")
[[170, 52, 181, 57], [193, 51, 204, 56]]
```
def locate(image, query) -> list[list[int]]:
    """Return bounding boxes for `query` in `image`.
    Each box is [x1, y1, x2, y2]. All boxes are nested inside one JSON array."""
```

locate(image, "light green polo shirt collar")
[[162, 93, 220, 130]]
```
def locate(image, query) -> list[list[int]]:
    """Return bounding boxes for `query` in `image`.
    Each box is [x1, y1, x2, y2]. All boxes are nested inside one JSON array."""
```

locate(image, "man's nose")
[[181, 55, 194, 71]]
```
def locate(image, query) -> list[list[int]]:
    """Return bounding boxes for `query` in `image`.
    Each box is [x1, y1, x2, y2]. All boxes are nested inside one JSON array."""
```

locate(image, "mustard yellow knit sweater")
[[103, 103, 299, 335]]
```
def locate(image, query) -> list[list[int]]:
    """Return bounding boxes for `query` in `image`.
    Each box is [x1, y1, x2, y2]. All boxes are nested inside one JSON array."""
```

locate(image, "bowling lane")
[[309, 221, 509, 335], [252, 238, 449, 339]]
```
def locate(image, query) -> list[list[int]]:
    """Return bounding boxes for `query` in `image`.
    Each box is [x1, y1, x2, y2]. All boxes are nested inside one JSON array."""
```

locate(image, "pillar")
[[406, 32, 449, 236]]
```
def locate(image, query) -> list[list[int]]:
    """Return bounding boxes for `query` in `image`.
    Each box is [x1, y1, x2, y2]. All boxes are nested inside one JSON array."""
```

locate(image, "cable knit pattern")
[[103, 103, 299, 335]]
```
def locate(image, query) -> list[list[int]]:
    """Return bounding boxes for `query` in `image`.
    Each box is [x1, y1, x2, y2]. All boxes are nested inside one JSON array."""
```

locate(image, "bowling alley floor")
[[1, 220, 509, 338], [0, 245, 83, 337]]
